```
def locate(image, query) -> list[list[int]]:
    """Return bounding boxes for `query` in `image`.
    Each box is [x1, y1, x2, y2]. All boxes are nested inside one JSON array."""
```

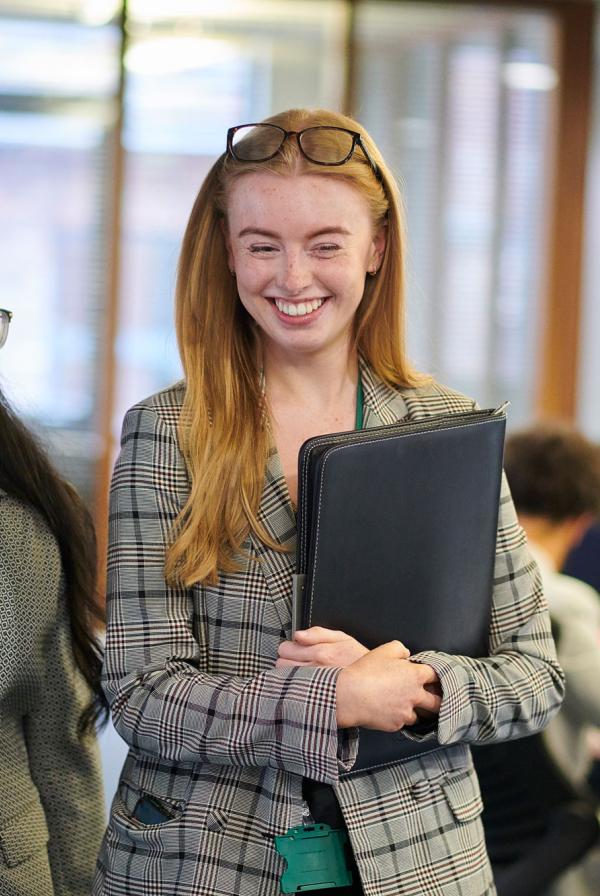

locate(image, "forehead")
[[225, 172, 373, 233]]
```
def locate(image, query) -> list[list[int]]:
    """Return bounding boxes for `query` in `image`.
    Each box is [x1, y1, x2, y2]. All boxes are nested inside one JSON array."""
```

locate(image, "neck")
[[262, 343, 360, 411], [518, 513, 582, 571]]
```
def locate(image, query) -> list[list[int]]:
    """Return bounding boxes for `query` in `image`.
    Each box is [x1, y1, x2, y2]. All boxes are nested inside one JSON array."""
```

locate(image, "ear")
[[220, 217, 235, 274], [369, 223, 387, 272]]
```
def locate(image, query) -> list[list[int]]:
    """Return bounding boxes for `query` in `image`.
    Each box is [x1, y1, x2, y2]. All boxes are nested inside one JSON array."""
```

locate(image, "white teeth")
[[274, 298, 324, 317]]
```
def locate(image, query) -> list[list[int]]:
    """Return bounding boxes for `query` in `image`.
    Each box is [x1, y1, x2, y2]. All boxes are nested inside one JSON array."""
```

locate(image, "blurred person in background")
[[472, 423, 600, 896], [504, 422, 600, 789], [0, 307, 107, 895], [93, 109, 563, 896]]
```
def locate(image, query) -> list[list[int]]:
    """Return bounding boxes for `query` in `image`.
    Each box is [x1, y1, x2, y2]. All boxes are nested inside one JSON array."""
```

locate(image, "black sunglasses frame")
[[226, 124, 382, 182]]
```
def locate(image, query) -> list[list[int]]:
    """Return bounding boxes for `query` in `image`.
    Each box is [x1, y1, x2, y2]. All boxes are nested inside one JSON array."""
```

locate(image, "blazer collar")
[[360, 358, 409, 429], [252, 446, 297, 633]]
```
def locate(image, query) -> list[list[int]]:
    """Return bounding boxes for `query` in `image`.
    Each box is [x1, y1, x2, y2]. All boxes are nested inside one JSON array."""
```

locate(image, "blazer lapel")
[[252, 446, 297, 634], [360, 359, 409, 428]]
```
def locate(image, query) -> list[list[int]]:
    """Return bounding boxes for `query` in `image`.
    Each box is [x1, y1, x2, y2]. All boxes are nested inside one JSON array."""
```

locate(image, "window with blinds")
[[0, 0, 574, 513], [0, 0, 120, 502], [355, 3, 558, 423], [114, 0, 348, 433]]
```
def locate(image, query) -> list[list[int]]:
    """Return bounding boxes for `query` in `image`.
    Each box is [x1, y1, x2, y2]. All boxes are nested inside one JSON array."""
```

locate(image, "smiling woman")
[[93, 108, 564, 896]]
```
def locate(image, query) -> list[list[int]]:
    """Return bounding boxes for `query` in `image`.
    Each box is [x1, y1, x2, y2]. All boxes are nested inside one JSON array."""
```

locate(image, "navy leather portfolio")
[[294, 406, 507, 776]]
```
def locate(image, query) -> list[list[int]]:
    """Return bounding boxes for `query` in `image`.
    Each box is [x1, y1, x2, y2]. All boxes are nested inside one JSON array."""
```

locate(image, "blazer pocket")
[[0, 798, 49, 868], [112, 778, 187, 832], [442, 769, 484, 823]]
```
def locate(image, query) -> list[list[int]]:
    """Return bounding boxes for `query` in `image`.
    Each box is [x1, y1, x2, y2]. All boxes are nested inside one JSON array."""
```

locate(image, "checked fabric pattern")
[[0, 492, 104, 896], [93, 363, 565, 896]]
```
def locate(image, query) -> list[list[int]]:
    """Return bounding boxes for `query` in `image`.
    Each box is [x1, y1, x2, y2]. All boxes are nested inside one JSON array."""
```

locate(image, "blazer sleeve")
[[102, 401, 350, 785], [409, 472, 566, 744]]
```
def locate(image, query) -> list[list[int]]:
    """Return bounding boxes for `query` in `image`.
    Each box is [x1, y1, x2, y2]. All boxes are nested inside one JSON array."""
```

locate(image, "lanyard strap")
[[355, 376, 364, 431]]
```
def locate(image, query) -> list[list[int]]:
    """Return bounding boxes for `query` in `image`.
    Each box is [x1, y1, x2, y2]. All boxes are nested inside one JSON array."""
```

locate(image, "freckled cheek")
[[238, 258, 274, 284], [236, 270, 274, 299]]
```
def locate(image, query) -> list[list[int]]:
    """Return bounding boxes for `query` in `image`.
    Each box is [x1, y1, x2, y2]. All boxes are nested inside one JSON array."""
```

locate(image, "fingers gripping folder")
[[293, 404, 508, 776]]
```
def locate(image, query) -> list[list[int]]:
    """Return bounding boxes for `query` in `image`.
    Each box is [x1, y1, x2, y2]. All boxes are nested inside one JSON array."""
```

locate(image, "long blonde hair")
[[166, 108, 424, 586]]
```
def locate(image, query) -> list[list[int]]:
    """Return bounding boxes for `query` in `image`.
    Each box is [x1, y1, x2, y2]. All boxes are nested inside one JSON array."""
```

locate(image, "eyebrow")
[[237, 226, 352, 239]]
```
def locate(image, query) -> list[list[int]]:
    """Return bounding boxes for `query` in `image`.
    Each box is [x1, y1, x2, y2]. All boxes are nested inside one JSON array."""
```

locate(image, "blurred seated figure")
[[472, 734, 599, 896], [504, 422, 600, 787], [473, 422, 600, 896]]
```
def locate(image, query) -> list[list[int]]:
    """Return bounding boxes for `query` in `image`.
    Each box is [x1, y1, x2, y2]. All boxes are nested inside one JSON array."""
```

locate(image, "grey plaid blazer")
[[93, 365, 564, 896]]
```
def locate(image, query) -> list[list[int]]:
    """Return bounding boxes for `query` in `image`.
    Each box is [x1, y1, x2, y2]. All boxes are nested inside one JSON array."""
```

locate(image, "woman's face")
[[224, 172, 385, 362]]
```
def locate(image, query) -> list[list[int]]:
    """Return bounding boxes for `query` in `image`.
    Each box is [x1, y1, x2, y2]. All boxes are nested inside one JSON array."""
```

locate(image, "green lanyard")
[[355, 377, 364, 431]]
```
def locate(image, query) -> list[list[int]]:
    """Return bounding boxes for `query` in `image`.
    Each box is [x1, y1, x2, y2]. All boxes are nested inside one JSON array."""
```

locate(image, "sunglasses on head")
[[226, 123, 382, 182]]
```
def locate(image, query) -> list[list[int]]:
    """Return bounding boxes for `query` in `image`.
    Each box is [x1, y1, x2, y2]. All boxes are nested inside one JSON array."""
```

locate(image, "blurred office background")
[[0, 0, 598, 807]]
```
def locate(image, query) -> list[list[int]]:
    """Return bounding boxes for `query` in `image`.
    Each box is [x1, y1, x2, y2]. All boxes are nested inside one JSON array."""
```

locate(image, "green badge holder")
[[275, 823, 353, 892]]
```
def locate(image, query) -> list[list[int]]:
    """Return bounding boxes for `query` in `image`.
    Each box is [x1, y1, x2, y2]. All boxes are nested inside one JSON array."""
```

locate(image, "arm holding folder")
[[278, 390, 566, 773]]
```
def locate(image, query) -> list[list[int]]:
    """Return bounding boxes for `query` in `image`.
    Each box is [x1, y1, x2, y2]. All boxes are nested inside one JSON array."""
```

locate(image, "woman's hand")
[[276, 626, 376, 668], [276, 628, 441, 731], [336, 641, 442, 731]]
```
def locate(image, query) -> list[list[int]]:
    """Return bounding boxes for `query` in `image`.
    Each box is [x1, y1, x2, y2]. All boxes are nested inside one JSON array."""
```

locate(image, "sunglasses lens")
[[230, 124, 284, 161], [299, 127, 355, 164]]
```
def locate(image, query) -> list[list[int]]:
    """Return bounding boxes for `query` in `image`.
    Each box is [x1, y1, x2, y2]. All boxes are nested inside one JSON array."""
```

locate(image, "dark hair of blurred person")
[[504, 423, 600, 531]]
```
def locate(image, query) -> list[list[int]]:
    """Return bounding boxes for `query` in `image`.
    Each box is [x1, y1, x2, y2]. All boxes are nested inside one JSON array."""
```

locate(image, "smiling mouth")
[[273, 298, 325, 318]]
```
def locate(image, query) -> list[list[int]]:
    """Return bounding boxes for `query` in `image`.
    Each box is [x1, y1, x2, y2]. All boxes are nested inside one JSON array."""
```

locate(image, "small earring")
[[230, 269, 236, 278], [368, 267, 378, 276]]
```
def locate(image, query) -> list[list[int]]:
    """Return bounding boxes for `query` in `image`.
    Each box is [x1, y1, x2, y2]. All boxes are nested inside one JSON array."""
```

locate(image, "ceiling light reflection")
[[125, 37, 237, 76], [503, 62, 558, 91], [79, 0, 120, 25]]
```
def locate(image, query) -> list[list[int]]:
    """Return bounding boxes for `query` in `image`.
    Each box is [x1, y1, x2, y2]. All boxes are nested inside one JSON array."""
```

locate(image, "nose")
[[276, 250, 311, 295]]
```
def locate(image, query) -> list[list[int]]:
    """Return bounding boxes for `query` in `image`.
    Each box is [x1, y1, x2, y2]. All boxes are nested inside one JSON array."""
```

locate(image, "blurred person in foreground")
[[93, 108, 564, 896], [504, 422, 600, 788], [0, 307, 107, 895]]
